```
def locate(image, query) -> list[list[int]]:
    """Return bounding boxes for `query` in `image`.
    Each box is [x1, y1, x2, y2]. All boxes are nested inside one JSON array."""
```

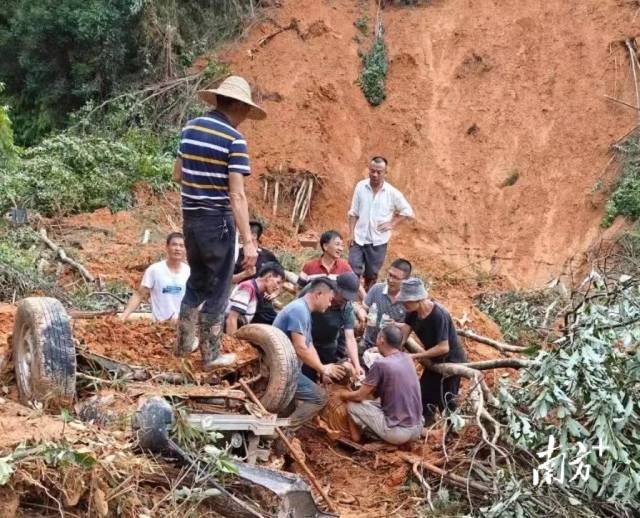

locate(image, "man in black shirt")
[[396, 278, 466, 421], [233, 220, 280, 324]]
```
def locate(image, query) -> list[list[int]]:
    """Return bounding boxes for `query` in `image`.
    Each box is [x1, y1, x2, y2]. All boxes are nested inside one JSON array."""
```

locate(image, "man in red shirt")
[[297, 230, 352, 287]]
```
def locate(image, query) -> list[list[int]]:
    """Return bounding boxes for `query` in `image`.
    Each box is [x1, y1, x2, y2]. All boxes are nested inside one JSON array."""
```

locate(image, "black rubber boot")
[[198, 312, 236, 370], [175, 304, 199, 357]]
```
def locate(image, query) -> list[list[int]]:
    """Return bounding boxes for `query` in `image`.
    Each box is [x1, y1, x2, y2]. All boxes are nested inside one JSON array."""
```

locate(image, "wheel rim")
[[16, 322, 34, 399]]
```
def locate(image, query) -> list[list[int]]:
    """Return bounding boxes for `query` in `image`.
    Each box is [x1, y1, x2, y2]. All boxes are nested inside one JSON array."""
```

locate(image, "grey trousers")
[[347, 400, 423, 445]]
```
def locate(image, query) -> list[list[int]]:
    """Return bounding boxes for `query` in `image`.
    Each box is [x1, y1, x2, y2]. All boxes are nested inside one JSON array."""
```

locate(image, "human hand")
[[353, 363, 365, 380], [243, 266, 257, 278], [377, 221, 393, 232], [322, 363, 347, 383], [264, 288, 280, 301], [242, 242, 258, 269], [411, 354, 432, 366]]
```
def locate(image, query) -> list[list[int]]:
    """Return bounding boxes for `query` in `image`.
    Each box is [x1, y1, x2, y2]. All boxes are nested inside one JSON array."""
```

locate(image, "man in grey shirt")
[[360, 258, 412, 351], [337, 325, 423, 445]]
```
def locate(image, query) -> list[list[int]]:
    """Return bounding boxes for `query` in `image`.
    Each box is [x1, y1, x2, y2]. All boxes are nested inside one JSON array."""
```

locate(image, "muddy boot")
[[198, 313, 236, 370], [175, 304, 199, 357]]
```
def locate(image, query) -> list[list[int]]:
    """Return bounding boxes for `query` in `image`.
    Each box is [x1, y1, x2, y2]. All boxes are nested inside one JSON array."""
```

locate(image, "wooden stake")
[[625, 39, 640, 124], [295, 177, 314, 234], [239, 380, 340, 515], [272, 180, 280, 216], [291, 177, 306, 223], [300, 177, 314, 222]]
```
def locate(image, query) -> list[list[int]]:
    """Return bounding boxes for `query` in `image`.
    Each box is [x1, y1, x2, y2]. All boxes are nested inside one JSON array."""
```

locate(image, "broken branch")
[[240, 380, 340, 514], [400, 453, 493, 494], [457, 329, 527, 353], [38, 228, 95, 283], [461, 358, 536, 370]]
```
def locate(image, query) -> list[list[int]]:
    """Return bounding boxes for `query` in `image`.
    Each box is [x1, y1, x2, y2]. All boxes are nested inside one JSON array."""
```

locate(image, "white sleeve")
[[394, 188, 414, 218], [348, 183, 361, 217], [141, 265, 155, 289]]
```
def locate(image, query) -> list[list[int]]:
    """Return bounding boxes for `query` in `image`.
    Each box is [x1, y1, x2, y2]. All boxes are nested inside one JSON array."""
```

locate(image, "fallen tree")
[[407, 271, 640, 516]]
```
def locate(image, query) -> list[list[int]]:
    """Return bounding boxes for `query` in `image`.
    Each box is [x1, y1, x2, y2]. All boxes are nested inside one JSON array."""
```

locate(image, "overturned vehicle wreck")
[[10, 296, 335, 517]]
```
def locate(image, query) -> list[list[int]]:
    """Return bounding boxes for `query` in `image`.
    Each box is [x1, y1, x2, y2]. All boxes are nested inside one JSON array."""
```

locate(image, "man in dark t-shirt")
[[232, 220, 280, 324], [337, 325, 423, 445], [397, 278, 466, 421]]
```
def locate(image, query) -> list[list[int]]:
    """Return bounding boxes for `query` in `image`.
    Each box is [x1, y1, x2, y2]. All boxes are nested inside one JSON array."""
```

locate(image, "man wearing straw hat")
[[172, 75, 265, 370]]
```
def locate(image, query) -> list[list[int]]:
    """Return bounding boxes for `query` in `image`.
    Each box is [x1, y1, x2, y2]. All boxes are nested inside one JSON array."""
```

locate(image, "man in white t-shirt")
[[120, 232, 190, 322]]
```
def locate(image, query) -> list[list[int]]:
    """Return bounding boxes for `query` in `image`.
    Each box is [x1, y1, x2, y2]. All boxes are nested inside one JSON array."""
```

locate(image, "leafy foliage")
[[171, 406, 239, 476], [359, 37, 388, 106], [354, 16, 369, 35], [0, 83, 16, 163], [476, 289, 561, 344], [484, 272, 640, 516], [603, 130, 640, 227], [0, 225, 56, 301], [0, 0, 259, 144], [0, 0, 144, 144], [0, 132, 174, 216]]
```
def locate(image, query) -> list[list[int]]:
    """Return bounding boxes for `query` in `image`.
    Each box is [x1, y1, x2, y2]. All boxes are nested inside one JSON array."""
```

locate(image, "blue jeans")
[[289, 370, 328, 428], [182, 212, 235, 316]]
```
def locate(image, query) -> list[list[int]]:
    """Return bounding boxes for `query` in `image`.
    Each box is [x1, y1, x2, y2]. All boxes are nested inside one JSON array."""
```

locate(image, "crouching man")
[[225, 262, 285, 334], [337, 325, 423, 445], [273, 278, 347, 427]]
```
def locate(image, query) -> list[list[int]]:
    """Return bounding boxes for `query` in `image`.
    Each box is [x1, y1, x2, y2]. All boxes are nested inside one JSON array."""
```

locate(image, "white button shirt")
[[348, 180, 414, 246]]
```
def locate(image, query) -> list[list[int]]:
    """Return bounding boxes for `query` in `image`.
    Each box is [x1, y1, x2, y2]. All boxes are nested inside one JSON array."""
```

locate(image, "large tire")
[[13, 297, 76, 409], [234, 324, 298, 413]]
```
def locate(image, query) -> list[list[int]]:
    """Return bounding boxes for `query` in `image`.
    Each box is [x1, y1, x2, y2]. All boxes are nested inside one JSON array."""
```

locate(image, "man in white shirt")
[[120, 232, 190, 322], [347, 156, 414, 291]]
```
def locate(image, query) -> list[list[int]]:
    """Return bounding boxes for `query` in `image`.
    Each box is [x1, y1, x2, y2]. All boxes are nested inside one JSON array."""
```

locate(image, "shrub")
[[359, 37, 388, 106], [0, 225, 55, 301], [0, 133, 174, 216], [603, 131, 640, 227]]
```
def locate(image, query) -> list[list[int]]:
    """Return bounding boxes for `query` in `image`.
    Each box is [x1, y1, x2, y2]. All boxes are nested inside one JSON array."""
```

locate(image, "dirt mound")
[[220, 0, 639, 287], [73, 316, 257, 373]]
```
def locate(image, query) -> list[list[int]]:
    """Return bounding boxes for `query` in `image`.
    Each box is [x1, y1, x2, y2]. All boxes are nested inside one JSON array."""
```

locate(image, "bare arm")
[[228, 174, 257, 267], [411, 339, 450, 361], [173, 157, 183, 183], [348, 214, 358, 246], [339, 383, 375, 402], [344, 329, 363, 377], [290, 332, 325, 374], [398, 323, 413, 344], [232, 267, 256, 285], [225, 310, 241, 335], [120, 286, 150, 320]]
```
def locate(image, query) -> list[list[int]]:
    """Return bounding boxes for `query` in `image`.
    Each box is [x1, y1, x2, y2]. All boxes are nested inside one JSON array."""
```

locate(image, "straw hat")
[[197, 75, 266, 120]]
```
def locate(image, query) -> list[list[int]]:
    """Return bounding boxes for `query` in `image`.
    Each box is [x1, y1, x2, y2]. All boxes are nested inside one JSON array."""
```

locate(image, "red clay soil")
[[297, 422, 477, 517], [216, 0, 638, 287], [72, 316, 257, 373]]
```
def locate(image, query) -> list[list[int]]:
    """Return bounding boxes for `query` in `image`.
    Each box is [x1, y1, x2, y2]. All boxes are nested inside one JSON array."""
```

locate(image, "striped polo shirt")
[[178, 110, 250, 213]]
